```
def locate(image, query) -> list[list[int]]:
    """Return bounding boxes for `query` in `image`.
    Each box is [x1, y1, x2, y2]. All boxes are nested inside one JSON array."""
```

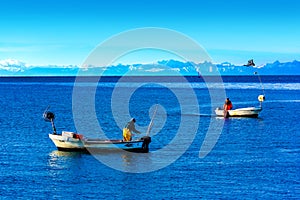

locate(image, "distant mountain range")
[[0, 59, 299, 76]]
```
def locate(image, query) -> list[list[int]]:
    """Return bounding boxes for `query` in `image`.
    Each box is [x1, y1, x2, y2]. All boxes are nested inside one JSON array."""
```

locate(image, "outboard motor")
[[43, 111, 55, 122], [43, 108, 57, 134], [141, 136, 151, 153]]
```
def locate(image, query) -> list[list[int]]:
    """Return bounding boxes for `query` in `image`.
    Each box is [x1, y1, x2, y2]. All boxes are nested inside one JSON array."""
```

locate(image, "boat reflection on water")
[[47, 149, 153, 173], [121, 153, 133, 166], [49, 150, 85, 157], [89, 149, 153, 172], [47, 150, 84, 170]]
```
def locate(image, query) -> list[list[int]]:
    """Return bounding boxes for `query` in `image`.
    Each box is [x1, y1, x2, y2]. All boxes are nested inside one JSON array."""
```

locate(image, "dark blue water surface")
[[0, 76, 299, 199]]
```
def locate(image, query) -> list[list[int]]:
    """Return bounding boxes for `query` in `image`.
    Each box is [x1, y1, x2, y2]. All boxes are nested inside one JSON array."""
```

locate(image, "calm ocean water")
[[0, 76, 299, 199]]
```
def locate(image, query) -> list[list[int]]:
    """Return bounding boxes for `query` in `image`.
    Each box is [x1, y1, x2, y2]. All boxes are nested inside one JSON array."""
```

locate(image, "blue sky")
[[0, 0, 300, 66]]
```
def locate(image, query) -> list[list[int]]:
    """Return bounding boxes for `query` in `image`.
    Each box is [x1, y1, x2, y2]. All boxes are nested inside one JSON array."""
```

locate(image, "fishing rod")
[[254, 71, 265, 96], [244, 59, 265, 96], [244, 59, 266, 107], [254, 71, 266, 108], [146, 104, 159, 136]]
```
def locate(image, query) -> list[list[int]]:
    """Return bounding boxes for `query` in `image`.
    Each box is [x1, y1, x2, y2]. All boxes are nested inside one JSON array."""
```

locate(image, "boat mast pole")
[[146, 104, 158, 136], [50, 118, 57, 134], [43, 105, 57, 134]]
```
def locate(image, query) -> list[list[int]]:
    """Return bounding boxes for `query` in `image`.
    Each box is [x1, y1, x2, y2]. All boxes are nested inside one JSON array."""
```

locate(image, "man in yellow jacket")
[[123, 118, 141, 141]]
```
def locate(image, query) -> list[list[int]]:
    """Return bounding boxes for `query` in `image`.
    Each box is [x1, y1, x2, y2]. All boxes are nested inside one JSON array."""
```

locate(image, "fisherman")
[[224, 98, 233, 111], [123, 118, 141, 141], [223, 98, 233, 118]]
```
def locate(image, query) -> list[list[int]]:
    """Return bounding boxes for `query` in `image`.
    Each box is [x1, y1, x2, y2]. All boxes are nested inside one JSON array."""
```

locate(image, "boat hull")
[[49, 132, 151, 153], [215, 107, 262, 118]]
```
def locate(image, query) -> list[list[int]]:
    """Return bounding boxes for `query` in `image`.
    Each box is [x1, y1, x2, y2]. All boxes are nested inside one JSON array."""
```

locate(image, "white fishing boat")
[[43, 110, 151, 153], [215, 60, 268, 118], [215, 95, 265, 118], [215, 106, 262, 118], [48, 131, 151, 153]]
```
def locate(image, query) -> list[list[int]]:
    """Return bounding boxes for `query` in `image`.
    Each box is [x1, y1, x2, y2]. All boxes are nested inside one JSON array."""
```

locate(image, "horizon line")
[[1, 58, 299, 68]]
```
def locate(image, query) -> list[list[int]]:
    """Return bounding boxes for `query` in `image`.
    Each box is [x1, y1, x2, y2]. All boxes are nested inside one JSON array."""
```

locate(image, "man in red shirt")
[[223, 98, 233, 118]]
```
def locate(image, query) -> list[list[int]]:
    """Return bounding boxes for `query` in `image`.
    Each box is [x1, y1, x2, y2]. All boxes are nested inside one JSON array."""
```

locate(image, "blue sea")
[[0, 76, 299, 199]]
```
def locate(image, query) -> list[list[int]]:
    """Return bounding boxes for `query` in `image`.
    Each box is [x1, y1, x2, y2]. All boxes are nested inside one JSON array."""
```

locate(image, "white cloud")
[[0, 59, 30, 72]]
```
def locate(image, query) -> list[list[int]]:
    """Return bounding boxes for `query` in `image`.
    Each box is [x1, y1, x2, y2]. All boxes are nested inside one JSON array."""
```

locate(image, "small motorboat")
[[215, 106, 262, 118], [48, 131, 151, 153], [43, 110, 151, 153], [215, 95, 265, 118]]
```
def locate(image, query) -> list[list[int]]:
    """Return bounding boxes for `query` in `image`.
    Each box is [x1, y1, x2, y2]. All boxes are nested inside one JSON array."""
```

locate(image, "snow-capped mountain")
[[0, 59, 299, 76]]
